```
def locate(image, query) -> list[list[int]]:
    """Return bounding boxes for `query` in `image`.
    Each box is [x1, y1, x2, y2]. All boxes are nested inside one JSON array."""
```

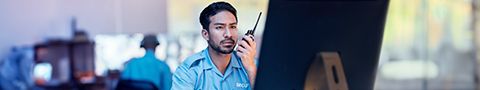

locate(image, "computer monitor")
[[33, 40, 72, 85], [70, 41, 96, 84], [254, 0, 389, 90]]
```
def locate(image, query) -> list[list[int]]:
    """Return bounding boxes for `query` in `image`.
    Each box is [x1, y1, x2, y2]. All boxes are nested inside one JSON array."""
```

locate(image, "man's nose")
[[224, 28, 232, 38]]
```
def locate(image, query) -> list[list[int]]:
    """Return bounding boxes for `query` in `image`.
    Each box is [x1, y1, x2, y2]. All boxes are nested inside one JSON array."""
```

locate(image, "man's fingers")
[[240, 38, 252, 50], [244, 35, 256, 49], [237, 35, 256, 61], [236, 47, 248, 58], [237, 45, 247, 54], [243, 35, 254, 45], [236, 51, 243, 57], [250, 36, 256, 49]]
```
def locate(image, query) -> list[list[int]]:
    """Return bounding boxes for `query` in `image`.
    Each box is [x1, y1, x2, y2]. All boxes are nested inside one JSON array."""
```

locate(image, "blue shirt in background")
[[121, 49, 172, 90]]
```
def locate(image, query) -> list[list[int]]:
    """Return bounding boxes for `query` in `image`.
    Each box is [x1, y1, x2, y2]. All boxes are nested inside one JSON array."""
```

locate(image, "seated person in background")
[[121, 34, 172, 90], [0, 47, 35, 90]]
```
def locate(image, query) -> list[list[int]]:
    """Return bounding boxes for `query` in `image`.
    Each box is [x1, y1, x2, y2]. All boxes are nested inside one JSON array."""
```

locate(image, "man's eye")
[[230, 26, 237, 29], [215, 26, 224, 30]]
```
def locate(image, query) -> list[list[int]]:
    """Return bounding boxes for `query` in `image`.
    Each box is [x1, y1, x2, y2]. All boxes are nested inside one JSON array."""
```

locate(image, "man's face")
[[205, 11, 238, 54]]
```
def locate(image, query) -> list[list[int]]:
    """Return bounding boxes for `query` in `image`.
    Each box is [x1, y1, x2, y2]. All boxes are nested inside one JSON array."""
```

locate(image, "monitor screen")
[[255, 0, 390, 89]]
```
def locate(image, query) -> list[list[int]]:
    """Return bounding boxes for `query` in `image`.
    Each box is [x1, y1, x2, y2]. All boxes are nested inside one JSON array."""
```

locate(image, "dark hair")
[[199, 1, 237, 31], [140, 34, 159, 48]]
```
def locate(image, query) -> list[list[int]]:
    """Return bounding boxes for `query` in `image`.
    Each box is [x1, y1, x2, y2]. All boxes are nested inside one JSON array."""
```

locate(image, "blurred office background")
[[375, 0, 480, 90], [1, 0, 480, 90], [0, 0, 268, 89]]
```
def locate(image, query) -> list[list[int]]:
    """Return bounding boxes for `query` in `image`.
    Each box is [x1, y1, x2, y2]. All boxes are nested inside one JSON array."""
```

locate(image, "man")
[[0, 46, 35, 90], [172, 1, 257, 90], [121, 35, 172, 90]]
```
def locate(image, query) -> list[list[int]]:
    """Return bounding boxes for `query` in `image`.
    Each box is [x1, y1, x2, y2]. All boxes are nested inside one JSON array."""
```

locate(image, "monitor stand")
[[304, 52, 349, 90]]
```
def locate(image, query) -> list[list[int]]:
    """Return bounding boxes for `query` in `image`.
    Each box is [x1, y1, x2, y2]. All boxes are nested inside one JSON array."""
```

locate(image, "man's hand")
[[236, 35, 257, 86]]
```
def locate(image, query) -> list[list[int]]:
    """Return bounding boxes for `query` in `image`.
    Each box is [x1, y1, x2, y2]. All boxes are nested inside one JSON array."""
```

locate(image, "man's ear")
[[201, 29, 209, 41]]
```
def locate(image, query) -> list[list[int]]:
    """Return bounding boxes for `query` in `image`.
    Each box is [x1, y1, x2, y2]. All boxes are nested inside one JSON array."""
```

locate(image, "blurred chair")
[[116, 79, 158, 90]]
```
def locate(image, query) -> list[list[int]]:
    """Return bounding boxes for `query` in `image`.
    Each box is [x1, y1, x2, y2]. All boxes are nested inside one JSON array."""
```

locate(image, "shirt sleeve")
[[160, 63, 172, 90], [171, 64, 195, 90], [120, 62, 131, 79]]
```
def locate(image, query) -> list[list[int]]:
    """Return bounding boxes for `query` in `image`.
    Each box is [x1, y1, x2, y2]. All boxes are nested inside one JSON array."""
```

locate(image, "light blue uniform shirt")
[[121, 50, 172, 90], [171, 48, 251, 90]]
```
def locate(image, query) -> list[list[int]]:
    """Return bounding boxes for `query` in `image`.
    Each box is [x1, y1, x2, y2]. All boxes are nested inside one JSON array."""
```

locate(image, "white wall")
[[0, 0, 167, 59]]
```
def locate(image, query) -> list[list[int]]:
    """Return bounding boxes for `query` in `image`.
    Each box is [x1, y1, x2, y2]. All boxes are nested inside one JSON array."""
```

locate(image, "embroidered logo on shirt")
[[236, 82, 249, 88]]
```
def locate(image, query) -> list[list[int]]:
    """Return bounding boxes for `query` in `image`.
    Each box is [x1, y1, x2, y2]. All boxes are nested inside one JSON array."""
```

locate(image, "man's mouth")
[[221, 40, 235, 47]]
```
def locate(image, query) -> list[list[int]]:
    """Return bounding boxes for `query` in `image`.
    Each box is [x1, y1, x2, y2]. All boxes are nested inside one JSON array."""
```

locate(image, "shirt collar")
[[230, 52, 242, 68], [144, 49, 156, 58], [202, 48, 242, 70]]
